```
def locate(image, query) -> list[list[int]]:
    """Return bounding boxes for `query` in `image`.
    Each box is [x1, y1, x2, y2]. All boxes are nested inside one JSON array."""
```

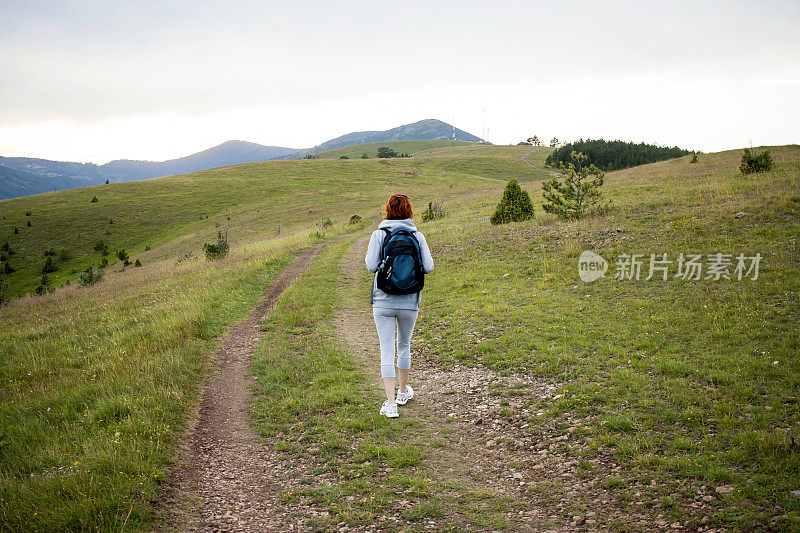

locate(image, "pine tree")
[[490, 179, 534, 225], [541, 151, 607, 220]]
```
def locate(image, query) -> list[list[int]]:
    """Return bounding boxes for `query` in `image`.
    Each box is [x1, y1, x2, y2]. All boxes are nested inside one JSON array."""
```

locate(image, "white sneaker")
[[396, 385, 414, 405], [380, 401, 399, 418]]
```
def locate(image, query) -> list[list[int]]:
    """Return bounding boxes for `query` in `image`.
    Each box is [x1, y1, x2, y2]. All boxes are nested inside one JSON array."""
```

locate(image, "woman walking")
[[365, 194, 434, 418]]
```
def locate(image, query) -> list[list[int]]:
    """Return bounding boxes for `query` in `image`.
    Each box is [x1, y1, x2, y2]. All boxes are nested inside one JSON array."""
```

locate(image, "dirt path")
[[334, 236, 668, 531], [522, 147, 562, 177], [157, 239, 340, 532]]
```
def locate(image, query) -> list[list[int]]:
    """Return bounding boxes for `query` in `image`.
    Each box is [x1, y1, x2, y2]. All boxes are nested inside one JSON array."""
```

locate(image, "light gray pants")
[[373, 307, 419, 378]]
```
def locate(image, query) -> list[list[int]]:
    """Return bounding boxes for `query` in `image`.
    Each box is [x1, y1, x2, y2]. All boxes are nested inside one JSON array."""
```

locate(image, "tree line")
[[545, 139, 690, 171]]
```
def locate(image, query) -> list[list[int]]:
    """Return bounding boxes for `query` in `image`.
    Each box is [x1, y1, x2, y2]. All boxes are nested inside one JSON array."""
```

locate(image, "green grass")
[[0, 150, 519, 298], [0, 230, 300, 530], [415, 145, 800, 530], [314, 140, 475, 159]]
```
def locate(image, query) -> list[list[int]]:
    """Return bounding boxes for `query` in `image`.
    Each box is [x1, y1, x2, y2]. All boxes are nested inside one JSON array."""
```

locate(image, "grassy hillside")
[[0, 147, 540, 299], [315, 140, 476, 160], [0, 144, 542, 530], [2, 143, 796, 530], [412, 145, 800, 530]]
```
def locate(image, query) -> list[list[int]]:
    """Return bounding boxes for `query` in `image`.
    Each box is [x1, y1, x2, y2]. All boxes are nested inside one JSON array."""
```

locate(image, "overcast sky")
[[1, 0, 798, 163]]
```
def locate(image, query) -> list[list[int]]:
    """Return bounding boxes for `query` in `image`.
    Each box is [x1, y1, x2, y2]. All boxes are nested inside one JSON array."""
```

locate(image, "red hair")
[[384, 194, 413, 220]]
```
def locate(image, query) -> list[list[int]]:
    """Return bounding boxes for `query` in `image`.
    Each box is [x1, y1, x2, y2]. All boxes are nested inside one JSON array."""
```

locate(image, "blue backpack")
[[376, 227, 425, 295]]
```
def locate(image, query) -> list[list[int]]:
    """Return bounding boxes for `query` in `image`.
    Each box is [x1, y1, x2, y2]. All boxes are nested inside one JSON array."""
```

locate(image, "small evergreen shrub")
[[542, 151, 608, 220], [740, 148, 773, 174], [42, 256, 57, 273], [35, 274, 51, 295], [134, 259, 141, 267], [490, 179, 535, 225], [690, 152, 698, 163], [27, 220, 32, 227], [203, 231, 229, 260], [91, 196, 98, 203], [99, 257, 109, 268], [80, 266, 102, 286], [349, 215, 362, 225], [105, 179, 109, 184], [339, 155, 349, 159], [94, 240, 107, 252], [25, 211, 31, 216], [116, 249, 131, 267], [145, 244, 151, 251], [44, 248, 56, 257], [360, 153, 368, 159]]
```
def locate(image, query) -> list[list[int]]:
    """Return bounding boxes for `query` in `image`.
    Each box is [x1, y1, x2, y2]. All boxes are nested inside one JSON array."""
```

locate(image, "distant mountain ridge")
[[0, 119, 480, 200]]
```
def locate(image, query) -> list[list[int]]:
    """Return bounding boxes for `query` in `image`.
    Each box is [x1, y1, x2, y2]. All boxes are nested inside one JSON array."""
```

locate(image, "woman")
[[365, 194, 434, 418]]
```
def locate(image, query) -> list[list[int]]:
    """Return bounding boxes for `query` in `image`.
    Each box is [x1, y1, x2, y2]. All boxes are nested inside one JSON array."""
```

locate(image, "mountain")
[[0, 119, 480, 200], [284, 119, 482, 159], [101, 141, 300, 181]]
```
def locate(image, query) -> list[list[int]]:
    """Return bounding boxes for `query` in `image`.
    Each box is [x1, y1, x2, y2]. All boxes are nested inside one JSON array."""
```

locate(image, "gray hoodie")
[[365, 218, 434, 310]]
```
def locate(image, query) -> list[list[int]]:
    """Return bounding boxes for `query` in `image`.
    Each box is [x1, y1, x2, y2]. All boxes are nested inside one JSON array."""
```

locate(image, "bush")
[[541, 151, 608, 220], [0, 275, 7, 305], [116, 249, 131, 267], [318, 218, 333, 230], [44, 247, 56, 257], [203, 230, 229, 260], [339, 155, 349, 159], [377, 146, 398, 158], [13, 226, 18, 234], [360, 153, 368, 159], [349, 214, 362, 225], [134, 259, 141, 267], [94, 240, 107, 253], [91, 196, 98, 203], [740, 148, 773, 174], [35, 274, 51, 295], [99, 257, 108, 268], [421, 201, 447, 222], [42, 256, 57, 274], [491, 179, 534, 225], [26, 220, 31, 227], [690, 152, 698, 163], [25, 211, 31, 216], [1, 261, 14, 274], [80, 266, 102, 286]]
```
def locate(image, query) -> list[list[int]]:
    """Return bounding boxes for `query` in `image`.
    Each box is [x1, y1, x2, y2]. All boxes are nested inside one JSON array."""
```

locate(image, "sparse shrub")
[[99, 257, 109, 268], [135, 259, 141, 267], [42, 256, 57, 273], [35, 274, 51, 295], [339, 155, 349, 159], [541, 151, 608, 220], [145, 244, 151, 251], [44, 248, 56, 257], [349, 214, 362, 225], [26, 220, 31, 227], [690, 151, 698, 163], [203, 230, 229, 260], [105, 179, 109, 184], [317, 218, 333, 230], [421, 201, 447, 222], [91, 196, 98, 203], [116, 249, 131, 267], [80, 266, 102, 286], [491, 179, 535, 225], [94, 240, 107, 253], [360, 153, 368, 159], [377, 146, 398, 158], [740, 147, 773, 174], [0, 275, 7, 305], [25, 211, 31, 216]]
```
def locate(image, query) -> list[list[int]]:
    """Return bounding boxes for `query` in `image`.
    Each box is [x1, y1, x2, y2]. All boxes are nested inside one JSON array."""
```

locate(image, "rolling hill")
[[0, 119, 481, 200], [0, 143, 798, 530]]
